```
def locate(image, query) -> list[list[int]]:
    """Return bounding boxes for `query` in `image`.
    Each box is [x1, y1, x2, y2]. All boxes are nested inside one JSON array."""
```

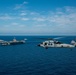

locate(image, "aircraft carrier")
[[1, 38, 26, 46]]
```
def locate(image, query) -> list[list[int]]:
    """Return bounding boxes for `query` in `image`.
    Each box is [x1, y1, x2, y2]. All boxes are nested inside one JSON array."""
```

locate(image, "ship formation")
[[0, 38, 26, 46], [0, 37, 76, 49]]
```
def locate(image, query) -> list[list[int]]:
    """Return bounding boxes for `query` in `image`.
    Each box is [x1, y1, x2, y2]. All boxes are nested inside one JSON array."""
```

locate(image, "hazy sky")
[[0, 0, 76, 35]]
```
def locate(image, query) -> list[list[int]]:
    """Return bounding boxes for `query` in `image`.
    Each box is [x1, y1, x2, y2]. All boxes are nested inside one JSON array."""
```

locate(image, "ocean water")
[[0, 36, 76, 75]]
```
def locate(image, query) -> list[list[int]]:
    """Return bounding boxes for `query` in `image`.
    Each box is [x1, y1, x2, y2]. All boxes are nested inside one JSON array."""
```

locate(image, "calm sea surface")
[[0, 36, 76, 75]]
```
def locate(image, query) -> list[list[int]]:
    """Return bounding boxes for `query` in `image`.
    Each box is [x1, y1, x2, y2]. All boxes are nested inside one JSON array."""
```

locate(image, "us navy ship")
[[1, 38, 26, 46]]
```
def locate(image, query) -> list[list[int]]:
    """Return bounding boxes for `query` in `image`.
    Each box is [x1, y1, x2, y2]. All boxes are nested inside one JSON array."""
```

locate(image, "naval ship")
[[71, 39, 76, 47], [1, 38, 26, 46]]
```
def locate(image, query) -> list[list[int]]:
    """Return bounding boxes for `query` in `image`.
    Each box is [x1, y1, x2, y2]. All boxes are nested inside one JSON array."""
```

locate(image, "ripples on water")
[[0, 36, 76, 75]]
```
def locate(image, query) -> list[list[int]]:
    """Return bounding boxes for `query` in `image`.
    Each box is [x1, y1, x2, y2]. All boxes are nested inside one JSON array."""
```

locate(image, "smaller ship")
[[1, 38, 26, 46], [0, 40, 4, 44], [71, 39, 76, 47]]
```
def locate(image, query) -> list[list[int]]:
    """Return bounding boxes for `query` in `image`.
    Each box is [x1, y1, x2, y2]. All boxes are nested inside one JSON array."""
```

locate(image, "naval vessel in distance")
[[1, 38, 26, 46]]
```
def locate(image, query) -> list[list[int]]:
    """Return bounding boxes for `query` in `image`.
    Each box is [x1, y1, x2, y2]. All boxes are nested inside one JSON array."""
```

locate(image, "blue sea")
[[0, 36, 76, 75]]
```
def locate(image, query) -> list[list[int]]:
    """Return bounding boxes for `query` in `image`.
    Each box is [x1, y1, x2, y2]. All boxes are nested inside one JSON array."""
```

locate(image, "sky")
[[0, 0, 76, 35]]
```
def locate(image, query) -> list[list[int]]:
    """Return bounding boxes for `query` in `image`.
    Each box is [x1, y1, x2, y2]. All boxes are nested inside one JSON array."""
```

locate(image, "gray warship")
[[1, 38, 26, 46]]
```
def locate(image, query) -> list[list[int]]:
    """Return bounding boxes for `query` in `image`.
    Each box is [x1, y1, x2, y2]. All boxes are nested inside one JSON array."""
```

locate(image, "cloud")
[[1, 6, 76, 35], [20, 12, 27, 16], [21, 18, 29, 21], [21, 6, 76, 34], [29, 6, 76, 35], [11, 22, 19, 25], [23, 1, 28, 4], [30, 12, 40, 15], [0, 15, 13, 20], [0, 14, 20, 20], [33, 17, 46, 21], [47, 7, 76, 26], [18, 25, 26, 27], [43, 7, 76, 34], [64, 6, 76, 13], [14, 1, 28, 10], [34, 24, 47, 27]]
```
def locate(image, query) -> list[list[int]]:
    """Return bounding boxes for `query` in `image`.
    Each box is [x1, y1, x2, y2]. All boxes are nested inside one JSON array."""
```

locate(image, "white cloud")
[[23, 1, 28, 4], [21, 18, 29, 21], [11, 22, 19, 25], [30, 12, 40, 15], [42, 7, 76, 35], [28, 6, 76, 35], [34, 24, 47, 27], [14, 1, 28, 10], [0, 15, 13, 20], [18, 25, 26, 27], [64, 6, 76, 13], [20, 12, 27, 16], [33, 17, 46, 21], [1, 6, 76, 35], [14, 4, 22, 10], [0, 14, 20, 20], [47, 6, 76, 26]]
